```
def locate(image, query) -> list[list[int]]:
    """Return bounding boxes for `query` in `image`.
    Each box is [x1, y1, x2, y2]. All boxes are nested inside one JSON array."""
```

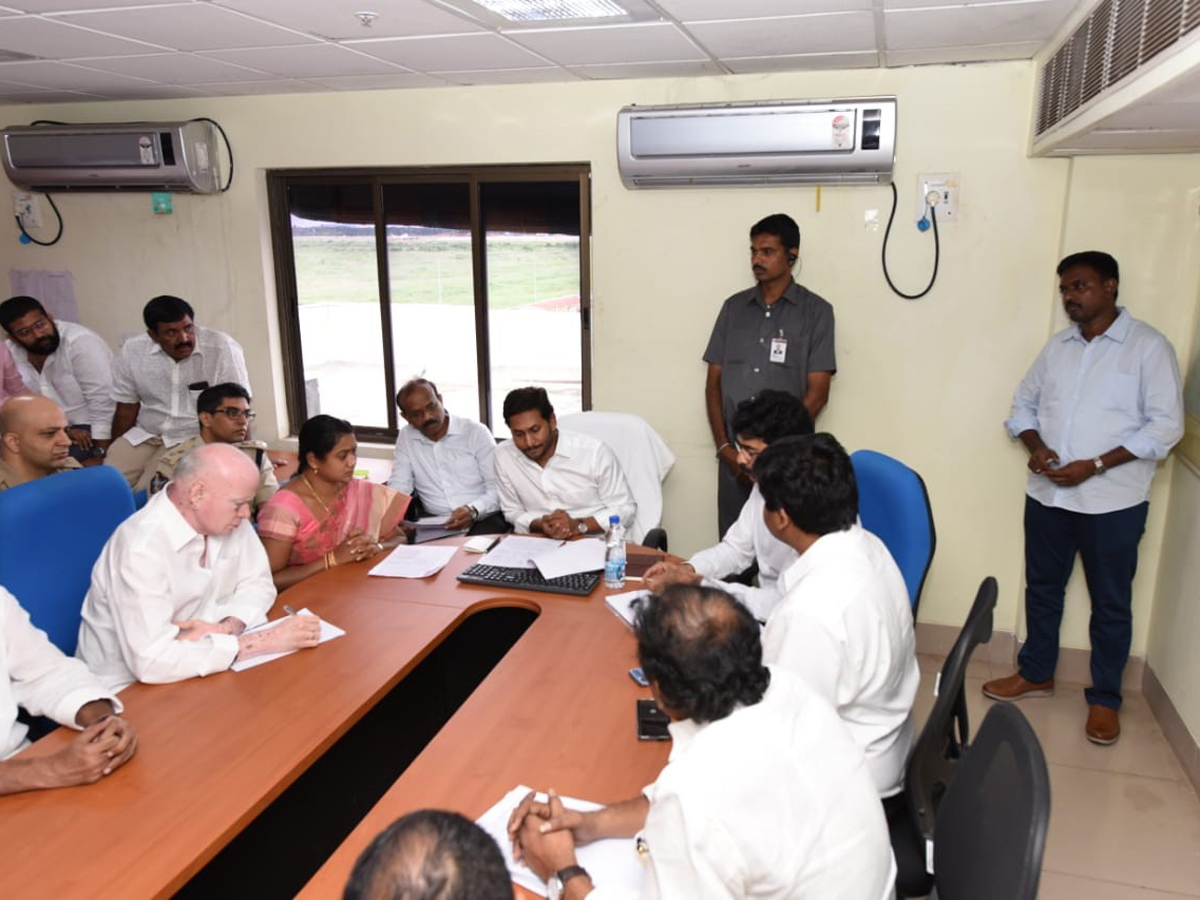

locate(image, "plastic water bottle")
[[604, 514, 626, 589]]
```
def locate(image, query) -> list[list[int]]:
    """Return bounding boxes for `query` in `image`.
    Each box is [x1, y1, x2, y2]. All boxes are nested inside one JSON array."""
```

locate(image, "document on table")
[[230, 608, 345, 672], [477, 785, 646, 899], [533, 537, 606, 579], [605, 589, 650, 629], [368, 544, 458, 578], [478, 535, 563, 569], [411, 515, 467, 544]]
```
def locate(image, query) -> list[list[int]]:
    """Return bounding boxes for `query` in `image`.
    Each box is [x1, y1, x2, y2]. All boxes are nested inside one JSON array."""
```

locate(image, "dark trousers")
[[717, 461, 752, 538], [1017, 496, 1148, 710]]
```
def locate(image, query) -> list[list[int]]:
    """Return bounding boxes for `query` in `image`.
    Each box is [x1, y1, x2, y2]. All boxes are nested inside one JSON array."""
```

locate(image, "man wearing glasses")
[[0, 296, 114, 464], [145, 382, 277, 513]]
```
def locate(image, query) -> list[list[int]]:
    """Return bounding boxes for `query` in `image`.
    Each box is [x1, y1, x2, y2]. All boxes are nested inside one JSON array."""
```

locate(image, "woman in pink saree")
[[259, 415, 410, 589]]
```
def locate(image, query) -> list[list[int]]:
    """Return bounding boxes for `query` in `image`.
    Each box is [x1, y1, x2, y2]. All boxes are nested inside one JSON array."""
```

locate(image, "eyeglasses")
[[215, 407, 256, 421], [11, 318, 51, 340]]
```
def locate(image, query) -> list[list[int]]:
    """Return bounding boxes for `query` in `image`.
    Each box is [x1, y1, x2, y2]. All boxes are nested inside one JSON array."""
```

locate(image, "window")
[[268, 166, 591, 441]]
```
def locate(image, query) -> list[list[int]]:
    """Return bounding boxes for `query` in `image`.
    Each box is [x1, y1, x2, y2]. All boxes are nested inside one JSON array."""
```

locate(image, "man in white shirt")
[[644, 390, 812, 622], [77, 443, 321, 691], [495, 387, 635, 539], [508, 584, 894, 900], [0, 395, 80, 493], [386, 378, 506, 535], [0, 586, 137, 795], [106, 295, 250, 488], [755, 433, 920, 803], [1, 295, 115, 464], [983, 251, 1184, 746]]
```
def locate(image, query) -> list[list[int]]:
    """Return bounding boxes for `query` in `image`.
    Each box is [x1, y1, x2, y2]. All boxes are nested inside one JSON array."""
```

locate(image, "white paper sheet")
[[476, 785, 646, 899], [478, 535, 563, 569], [368, 544, 457, 578], [230, 608, 344, 672], [605, 589, 650, 629], [533, 537, 606, 580]]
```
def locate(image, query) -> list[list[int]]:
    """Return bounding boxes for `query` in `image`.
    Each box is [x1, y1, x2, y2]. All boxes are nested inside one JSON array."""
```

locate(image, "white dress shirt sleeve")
[[640, 787, 746, 899], [464, 425, 500, 516], [1005, 344, 1047, 439], [688, 496, 777, 621], [215, 535, 276, 629], [1124, 335, 1184, 461], [386, 431, 416, 496], [71, 329, 117, 438], [110, 345, 140, 405]]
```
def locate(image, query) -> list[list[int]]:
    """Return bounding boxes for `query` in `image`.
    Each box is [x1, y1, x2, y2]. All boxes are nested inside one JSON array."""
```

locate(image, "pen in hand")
[[283, 605, 298, 617]]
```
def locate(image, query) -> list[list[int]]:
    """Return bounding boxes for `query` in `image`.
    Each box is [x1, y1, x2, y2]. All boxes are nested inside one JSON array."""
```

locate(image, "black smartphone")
[[636, 698, 670, 741]]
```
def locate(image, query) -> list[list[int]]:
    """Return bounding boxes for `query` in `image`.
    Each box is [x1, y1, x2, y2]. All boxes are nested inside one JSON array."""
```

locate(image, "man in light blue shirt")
[[386, 378, 506, 535], [983, 251, 1183, 746]]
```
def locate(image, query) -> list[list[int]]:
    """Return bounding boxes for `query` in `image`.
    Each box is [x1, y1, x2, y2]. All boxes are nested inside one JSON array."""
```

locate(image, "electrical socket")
[[12, 191, 42, 230], [916, 173, 959, 222]]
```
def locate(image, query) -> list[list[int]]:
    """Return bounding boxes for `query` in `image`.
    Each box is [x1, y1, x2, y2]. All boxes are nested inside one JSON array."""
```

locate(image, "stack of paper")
[[605, 589, 650, 629], [478, 536, 563, 569], [533, 538, 606, 580], [476, 785, 646, 899], [231, 608, 345, 672], [368, 545, 457, 578]]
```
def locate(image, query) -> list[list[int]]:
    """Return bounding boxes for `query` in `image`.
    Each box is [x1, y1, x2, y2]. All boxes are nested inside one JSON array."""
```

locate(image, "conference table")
[[0, 537, 671, 898]]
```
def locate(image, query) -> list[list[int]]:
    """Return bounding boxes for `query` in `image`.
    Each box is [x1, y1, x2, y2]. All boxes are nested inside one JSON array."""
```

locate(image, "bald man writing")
[[77, 443, 321, 691], [0, 395, 80, 492]]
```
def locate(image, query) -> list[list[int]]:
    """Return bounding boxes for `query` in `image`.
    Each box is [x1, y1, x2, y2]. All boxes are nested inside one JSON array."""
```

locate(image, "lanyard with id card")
[[770, 330, 788, 364]]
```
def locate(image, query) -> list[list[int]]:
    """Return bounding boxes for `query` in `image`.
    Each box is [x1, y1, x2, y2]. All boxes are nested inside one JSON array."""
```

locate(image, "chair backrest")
[[850, 449, 936, 615], [0, 466, 135, 655], [905, 576, 997, 843], [930, 703, 1051, 900], [557, 411, 675, 544]]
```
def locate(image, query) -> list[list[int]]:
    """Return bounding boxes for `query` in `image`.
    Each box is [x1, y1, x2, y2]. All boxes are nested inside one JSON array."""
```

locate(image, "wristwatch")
[[467, 505, 478, 522], [548, 865, 590, 900], [1093, 456, 1106, 476], [577, 519, 588, 535]]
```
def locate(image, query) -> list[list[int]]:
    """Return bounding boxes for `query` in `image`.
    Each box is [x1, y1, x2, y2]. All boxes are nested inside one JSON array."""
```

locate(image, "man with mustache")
[[1, 295, 114, 464], [386, 378, 506, 535], [104, 295, 249, 489], [703, 213, 836, 538], [984, 251, 1183, 747]]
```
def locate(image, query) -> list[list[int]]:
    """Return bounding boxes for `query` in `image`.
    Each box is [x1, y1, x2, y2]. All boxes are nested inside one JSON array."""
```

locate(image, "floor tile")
[[917, 651, 991, 680], [1039, 870, 1200, 899], [1041, 764, 1200, 896]]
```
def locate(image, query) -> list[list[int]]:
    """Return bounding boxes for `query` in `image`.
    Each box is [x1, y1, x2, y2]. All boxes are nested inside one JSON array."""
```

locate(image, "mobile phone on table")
[[636, 698, 670, 741], [629, 666, 649, 687]]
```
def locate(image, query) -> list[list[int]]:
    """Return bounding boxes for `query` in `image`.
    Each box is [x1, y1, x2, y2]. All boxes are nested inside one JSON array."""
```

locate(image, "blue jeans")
[[1017, 496, 1148, 710]]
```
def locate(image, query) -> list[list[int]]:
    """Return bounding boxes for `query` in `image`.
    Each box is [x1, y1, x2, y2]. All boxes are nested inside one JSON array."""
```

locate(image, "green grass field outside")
[[293, 236, 580, 308]]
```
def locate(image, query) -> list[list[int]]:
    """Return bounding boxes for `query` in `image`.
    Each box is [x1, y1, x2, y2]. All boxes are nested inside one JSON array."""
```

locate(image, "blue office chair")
[[851, 449, 936, 616], [0, 466, 135, 655]]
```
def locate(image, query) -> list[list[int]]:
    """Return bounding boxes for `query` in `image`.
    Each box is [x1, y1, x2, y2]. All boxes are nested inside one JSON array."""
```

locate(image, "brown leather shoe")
[[981, 672, 1055, 701], [1086, 704, 1120, 745]]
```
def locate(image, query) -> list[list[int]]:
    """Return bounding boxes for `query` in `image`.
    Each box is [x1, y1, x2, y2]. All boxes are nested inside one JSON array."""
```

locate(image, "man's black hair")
[[297, 414, 354, 474], [143, 295, 195, 330], [749, 213, 800, 253], [1058, 251, 1119, 301], [0, 296, 46, 333], [197, 382, 251, 417], [502, 386, 554, 424], [731, 390, 814, 445], [396, 378, 440, 409], [754, 433, 857, 535], [635, 583, 770, 725], [344, 809, 511, 900]]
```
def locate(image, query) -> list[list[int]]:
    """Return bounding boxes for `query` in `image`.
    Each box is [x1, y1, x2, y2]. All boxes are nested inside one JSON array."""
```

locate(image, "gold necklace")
[[302, 474, 340, 516]]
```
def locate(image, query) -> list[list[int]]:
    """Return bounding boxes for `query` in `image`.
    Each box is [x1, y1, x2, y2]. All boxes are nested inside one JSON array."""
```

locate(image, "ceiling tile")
[[508, 22, 705, 66], [660, 0, 871, 17], [883, 1, 1075, 50], [59, 3, 318, 51], [350, 33, 549, 70], [437, 67, 577, 85], [191, 78, 324, 95], [90, 83, 209, 99], [5, 0, 186, 9], [214, 0, 483, 40], [686, 12, 876, 57], [200, 44, 405, 77], [0, 59, 155, 89], [570, 59, 723, 79], [724, 50, 880, 72], [74, 52, 270, 83], [300, 72, 447, 89], [885, 41, 1041, 64], [0, 16, 166, 58]]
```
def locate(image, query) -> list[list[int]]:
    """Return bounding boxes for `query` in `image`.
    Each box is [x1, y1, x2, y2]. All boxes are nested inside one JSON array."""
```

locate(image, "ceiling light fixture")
[[471, 0, 627, 22], [355, 11, 379, 27]]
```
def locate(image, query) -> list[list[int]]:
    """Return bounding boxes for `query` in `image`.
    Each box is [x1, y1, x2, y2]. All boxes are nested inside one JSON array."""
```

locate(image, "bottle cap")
[[609, 515, 619, 524]]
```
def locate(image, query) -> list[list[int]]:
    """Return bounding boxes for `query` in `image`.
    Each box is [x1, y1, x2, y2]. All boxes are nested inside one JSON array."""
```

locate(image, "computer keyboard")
[[457, 563, 601, 597]]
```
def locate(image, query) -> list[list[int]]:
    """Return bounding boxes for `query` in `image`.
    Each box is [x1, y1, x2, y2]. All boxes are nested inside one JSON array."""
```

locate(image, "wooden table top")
[[0, 540, 669, 899]]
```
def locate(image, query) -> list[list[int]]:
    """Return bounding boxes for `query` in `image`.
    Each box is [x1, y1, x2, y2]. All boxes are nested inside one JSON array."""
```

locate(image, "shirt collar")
[[780, 523, 859, 592], [150, 489, 206, 552], [409, 412, 462, 446], [1061, 307, 1131, 344], [749, 279, 802, 309]]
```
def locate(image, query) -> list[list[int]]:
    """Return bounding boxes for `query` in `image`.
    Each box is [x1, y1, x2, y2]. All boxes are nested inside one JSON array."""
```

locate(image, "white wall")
[[2, 61, 1198, 660]]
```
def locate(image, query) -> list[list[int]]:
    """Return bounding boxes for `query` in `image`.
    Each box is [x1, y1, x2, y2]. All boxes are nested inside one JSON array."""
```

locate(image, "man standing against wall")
[[983, 251, 1183, 746], [703, 213, 836, 536]]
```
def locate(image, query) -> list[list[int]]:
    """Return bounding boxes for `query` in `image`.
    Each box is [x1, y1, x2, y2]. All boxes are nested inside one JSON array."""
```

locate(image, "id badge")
[[770, 336, 788, 364]]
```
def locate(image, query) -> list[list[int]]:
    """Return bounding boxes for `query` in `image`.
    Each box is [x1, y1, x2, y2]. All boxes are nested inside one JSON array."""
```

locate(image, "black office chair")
[[891, 575, 997, 897], [929, 702, 1051, 900]]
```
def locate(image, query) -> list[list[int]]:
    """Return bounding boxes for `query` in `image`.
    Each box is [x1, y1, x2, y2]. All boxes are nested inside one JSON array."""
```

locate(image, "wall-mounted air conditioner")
[[1, 121, 222, 193], [616, 97, 896, 188]]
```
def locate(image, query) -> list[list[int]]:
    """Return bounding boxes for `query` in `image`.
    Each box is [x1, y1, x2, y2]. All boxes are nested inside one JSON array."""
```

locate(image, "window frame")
[[267, 164, 593, 443]]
